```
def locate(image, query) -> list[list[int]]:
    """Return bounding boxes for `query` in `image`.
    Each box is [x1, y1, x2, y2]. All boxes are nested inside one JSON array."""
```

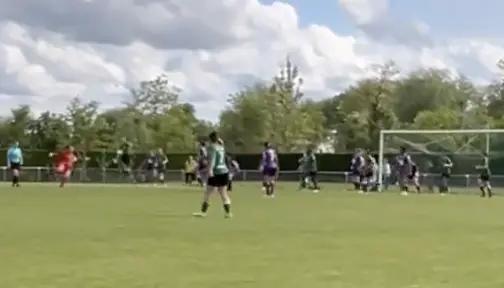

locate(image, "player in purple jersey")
[[260, 142, 279, 197]]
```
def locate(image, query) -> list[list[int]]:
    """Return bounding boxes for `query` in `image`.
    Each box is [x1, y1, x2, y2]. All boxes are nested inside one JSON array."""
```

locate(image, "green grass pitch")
[[1, 182, 504, 288]]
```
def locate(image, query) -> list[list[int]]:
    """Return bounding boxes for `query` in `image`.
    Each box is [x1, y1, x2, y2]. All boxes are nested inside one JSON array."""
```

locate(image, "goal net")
[[378, 129, 504, 193]]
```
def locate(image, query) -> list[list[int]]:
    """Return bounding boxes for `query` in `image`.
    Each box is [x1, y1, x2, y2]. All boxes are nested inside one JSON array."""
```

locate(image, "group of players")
[[349, 146, 493, 197], [4, 139, 494, 202]]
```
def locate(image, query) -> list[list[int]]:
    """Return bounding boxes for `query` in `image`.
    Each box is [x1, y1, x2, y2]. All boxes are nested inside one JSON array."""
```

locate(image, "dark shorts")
[[121, 154, 131, 166], [208, 174, 229, 187], [441, 172, 450, 178], [10, 163, 21, 170], [263, 167, 278, 177], [480, 174, 490, 181]]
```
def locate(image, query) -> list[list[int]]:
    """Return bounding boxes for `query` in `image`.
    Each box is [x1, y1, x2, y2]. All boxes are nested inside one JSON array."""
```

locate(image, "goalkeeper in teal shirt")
[[7, 141, 23, 187]]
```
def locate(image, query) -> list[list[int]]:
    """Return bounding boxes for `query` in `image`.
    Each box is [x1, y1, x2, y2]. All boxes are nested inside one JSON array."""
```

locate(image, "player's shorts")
[[263, 167, 278, 177], [208, 173, 229, 187], [121, 154, 131, 166], [56, 163, 73, 175], [10, 162, 21, 170], [441, 172, 451, 178], [480, 174, 490, 182]]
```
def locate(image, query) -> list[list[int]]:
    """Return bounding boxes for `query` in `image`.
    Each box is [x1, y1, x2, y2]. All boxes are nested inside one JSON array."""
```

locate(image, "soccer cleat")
[[358, 190, 364, 195], [400, 191, 408, 196], [313, 189, 320, 194], [225, 213, 233, 219], [192, 212, 207, 218]]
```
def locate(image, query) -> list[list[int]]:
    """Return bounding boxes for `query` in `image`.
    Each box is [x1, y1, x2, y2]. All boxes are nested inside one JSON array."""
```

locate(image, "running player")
[[55, 146, 78, 188], [7, 141, 23, 187], [396, 146, 413, 196], [193, 131, 232, 218], [299, 147, 320, 193], [260, 142, 279, 198], [350, 149, 365, 191], [476, 153, 492, 198], [197, 141, 209, 187], [440, 156, 453, 195]]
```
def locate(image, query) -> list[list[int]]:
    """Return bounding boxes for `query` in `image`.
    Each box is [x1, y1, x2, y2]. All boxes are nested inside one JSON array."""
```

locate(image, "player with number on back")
[[55, 145, 78, 188], [260, 142, 279, 198], [7, 141, 23, 188], [476, 153, 492, 198]]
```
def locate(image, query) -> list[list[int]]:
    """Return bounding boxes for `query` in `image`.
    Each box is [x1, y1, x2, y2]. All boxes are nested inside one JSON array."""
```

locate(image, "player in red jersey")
[[55, 146, 78, 188]]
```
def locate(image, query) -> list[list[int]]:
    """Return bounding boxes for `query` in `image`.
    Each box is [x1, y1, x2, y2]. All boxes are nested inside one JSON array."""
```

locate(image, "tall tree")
[[128, 75, 180, 116]]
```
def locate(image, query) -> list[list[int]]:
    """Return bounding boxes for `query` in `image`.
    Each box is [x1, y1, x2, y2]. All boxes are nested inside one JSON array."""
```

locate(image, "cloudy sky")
[[1, 0, 504, 121]]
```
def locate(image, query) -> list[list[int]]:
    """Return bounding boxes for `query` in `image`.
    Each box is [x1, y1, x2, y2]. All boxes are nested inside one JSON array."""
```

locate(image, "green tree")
[[393, 69, 469, 124], [128, 75, 180, 115]]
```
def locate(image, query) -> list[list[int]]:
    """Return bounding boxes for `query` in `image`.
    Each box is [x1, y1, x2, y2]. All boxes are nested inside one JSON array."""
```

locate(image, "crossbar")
[[381, 129, 504, 135]]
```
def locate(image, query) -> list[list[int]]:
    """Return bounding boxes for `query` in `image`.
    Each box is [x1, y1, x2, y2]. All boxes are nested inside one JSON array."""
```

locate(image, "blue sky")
[[263, 0, 504, 39], [1, 0, 504, 120]]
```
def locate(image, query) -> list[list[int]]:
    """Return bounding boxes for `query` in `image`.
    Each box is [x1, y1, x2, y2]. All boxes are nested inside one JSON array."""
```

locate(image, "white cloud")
[[0, 0, 502, 121]]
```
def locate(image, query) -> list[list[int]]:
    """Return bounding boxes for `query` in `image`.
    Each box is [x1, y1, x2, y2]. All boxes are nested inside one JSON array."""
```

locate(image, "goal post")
[[378, 129, 504, 191]]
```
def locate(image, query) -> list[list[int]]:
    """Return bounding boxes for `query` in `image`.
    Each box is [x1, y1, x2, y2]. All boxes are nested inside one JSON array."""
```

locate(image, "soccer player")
[[383, 158, 392, 191], [55, 145, 78, 188], [196, 141, 209, 187], [117, 138, 135, 182], [299, 147, 320, 193], [155, 148, 169, 185], [440, 156, 453, 195], [350, 149, 365, 191], [7, 141, 23, 187], [396, 146, 413, 196], [260, 142, 279, 198], [143, 151, 156, 183], [409, 161, 421, 194], [193, 131, 232, 218], [184, 156, 198, 185], [226, 154, 240, 192], [361, 152, 377, 193], [476, 153, 492, 198]]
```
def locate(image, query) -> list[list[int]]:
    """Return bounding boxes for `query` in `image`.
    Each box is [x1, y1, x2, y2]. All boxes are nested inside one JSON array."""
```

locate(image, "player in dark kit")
[[440, 156, 453, 195], [408, 161, 421, 194], [396, 146, 413, 195], [361, 152, 377, 193], [117, 138, 135, 182], [476, 153, 492, 198], [350, 149, 365, 191]]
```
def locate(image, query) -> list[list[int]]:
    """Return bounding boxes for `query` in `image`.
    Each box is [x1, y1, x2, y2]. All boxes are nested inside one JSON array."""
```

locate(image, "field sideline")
[[1, 182, 504, 288]]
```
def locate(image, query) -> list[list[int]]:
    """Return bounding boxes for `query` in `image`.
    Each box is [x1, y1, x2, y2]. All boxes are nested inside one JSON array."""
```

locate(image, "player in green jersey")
[[193, 132, 232, 218]]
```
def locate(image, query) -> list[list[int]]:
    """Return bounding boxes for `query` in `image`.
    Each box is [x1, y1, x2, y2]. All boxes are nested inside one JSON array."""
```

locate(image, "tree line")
[[2, 59, 504, 155]]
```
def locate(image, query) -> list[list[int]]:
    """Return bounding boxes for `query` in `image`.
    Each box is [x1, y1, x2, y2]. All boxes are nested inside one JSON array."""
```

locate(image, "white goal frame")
[[378, 129, 504, 191]]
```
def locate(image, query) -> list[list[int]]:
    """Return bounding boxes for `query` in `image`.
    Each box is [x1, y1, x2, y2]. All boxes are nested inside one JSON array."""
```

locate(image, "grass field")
[[1, 182, 504, 288]]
